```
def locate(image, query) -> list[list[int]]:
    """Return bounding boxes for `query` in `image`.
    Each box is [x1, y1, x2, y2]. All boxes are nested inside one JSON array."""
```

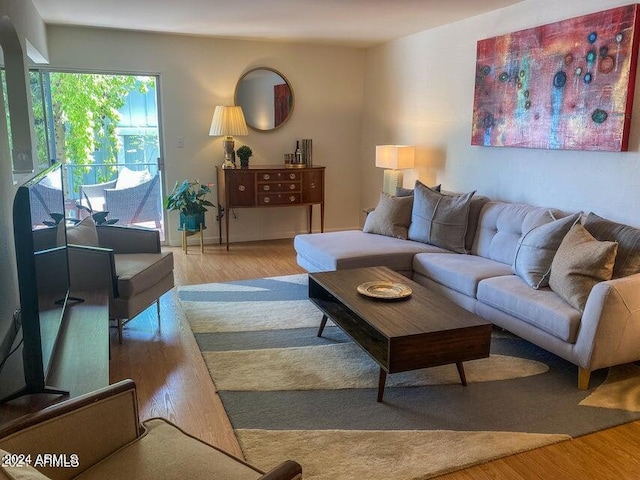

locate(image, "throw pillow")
[[115, 166, 152, 190], [395, 184, 440, 197], [363, 193, 413, 239], [583, 212, 640, 278], [512, 211, 581, 289], [549, 223, 618, 312], [408, 180, 475, 253], [58, 216, 100, 246]]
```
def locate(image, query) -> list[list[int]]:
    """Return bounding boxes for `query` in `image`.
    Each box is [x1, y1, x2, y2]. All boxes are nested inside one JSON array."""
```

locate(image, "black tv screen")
[[7, 162, 71, 399]]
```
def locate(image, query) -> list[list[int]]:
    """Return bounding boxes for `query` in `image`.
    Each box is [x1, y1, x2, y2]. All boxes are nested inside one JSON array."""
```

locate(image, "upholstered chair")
[[67, 224, 174, 343], [0, 379, 302, 479]]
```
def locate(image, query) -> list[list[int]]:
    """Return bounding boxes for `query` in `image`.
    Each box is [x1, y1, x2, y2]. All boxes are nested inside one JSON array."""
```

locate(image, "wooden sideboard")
[[216, 165, 325, 250]]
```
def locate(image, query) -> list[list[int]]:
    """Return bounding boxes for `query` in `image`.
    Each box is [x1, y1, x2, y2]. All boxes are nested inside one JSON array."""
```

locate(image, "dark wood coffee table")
[[309, 266, 492, 402]]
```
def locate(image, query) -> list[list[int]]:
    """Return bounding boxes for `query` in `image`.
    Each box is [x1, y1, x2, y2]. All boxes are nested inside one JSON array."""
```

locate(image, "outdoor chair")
[[0, 379, 302, 480], [79, 174, 162, 228]]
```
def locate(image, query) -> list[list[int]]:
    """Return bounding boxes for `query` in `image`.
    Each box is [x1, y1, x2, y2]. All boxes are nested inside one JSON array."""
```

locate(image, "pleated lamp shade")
[[209, 106, 249, 136]]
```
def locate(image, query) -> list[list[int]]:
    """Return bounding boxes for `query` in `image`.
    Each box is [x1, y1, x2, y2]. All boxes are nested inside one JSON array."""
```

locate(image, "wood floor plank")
[[104, 237, 640, 476]]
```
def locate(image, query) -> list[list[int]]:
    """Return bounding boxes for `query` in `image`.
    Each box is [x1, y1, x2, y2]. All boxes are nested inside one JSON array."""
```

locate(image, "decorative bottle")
[[295, 141, 302, 164]]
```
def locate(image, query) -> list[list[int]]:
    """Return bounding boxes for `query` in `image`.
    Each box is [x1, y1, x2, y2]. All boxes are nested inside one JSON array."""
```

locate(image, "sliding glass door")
[[30, 71, 165, 239]]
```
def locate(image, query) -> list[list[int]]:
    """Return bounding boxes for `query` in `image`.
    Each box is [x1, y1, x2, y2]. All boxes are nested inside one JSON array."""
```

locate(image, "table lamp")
[[375, 145, 415, 195], [209, 106, 249, 169]]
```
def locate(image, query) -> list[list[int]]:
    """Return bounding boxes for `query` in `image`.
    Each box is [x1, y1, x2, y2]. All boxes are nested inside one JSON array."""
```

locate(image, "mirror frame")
[[234, 67, 294, 132]]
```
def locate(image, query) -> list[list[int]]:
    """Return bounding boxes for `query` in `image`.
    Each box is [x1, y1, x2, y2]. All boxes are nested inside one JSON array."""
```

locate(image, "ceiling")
[[31, 0, 524, 48]]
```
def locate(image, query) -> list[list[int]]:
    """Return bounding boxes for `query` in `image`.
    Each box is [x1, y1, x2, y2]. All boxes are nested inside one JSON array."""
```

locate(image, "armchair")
[[0, 379, 302, 480], [67, 225, 174, 343]]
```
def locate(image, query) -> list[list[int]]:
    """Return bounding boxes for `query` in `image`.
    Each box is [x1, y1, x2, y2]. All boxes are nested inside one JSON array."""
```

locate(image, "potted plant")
[[236, 145, 253, 168], [165, 180, 214, 231]]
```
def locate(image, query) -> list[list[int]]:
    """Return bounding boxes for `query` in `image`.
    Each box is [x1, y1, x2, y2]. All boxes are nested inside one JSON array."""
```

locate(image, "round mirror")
[[235, 67, 294, 131]]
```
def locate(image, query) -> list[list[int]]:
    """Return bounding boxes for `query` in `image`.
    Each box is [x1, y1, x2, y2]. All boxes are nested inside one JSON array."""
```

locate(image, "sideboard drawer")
[[258, 182, 300, 193], [258, 193, 300, 205], [259, 171, 300, 182]]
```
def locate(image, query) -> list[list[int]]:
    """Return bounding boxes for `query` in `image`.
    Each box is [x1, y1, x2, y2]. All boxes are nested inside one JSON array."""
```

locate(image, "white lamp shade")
[[375, 145, 415, 170], [209, 106, 249, 136]]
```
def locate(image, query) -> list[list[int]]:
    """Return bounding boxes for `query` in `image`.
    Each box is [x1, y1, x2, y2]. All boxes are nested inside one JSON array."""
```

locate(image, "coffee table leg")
[[317, 314, 328, 337], [377, 369, 387, 402], [456, 362, 467, 386]]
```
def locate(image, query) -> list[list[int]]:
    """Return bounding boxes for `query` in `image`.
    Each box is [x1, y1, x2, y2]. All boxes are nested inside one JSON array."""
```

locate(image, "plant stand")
[[179, 224, 205, 254]]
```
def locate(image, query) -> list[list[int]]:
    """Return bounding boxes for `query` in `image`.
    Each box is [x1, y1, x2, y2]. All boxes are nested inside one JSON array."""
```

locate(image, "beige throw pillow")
[[363, 193, 413, 239], [512, 212, 581, 289], [58, 216, 100, 246], [549, 223, 618, 312], [408, 180, 475, 253]]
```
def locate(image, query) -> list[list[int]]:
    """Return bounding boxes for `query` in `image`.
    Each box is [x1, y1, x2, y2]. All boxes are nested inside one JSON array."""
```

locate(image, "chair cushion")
[[114, 252, 174, 298], [294, 230, 450, 272], [0, 448, 51, 479], [115, 167, 152, 190], [74, 418, 262, 480], [477, 275, 582, 343], [413, 253, 512, 298]]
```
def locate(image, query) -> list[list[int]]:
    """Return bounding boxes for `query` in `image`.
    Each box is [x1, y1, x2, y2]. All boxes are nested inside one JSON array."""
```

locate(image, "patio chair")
[[79, 174, 162, 228], [105, 174, 163, 227]]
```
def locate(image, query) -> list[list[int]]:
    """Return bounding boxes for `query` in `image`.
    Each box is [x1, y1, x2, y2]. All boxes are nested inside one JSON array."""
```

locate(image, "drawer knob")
[[289, 173, 296, 179], [263, 197, 271, 203], [238, 185, 245, 192], [289, 196, 296, 202], [310, 182, 316, 188], [263, 185, 270, 191], [289, 184, 295, 190], [263, 174, 270, 180]]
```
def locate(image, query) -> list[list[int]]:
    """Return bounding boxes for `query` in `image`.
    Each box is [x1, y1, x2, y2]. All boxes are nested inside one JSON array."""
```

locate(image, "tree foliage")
[[29, 72, 156, 190]]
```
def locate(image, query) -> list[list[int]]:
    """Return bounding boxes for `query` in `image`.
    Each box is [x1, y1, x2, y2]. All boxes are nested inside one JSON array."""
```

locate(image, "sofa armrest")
[[576, 272, 640, 371], [259, 460, 302, 480], [96, 225, 161, 253], [67, 245, 117, 297], [0, 380, 141, 479]]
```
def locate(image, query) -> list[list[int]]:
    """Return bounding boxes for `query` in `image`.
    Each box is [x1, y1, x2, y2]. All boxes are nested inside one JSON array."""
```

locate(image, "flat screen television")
[[1, 162, 72, 402]]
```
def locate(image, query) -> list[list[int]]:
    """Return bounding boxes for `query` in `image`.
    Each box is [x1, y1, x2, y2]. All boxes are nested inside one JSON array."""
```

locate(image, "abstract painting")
[[472, 5, 640, 151]]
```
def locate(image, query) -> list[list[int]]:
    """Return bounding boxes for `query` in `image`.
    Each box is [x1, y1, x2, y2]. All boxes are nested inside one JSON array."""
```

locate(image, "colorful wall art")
[[472, 4, 640, 151]]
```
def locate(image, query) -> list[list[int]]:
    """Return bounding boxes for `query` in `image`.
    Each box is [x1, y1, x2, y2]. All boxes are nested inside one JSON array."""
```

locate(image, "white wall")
[[46, 26, 365, 246], [361, 0, 640, 228]]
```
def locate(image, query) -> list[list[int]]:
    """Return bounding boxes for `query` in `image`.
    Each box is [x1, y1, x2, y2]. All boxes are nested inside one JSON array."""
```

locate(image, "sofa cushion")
[[472, 202, 565, 265], [549, 224, 618, 312], [74, 418, 262, 480], [413, 253, 512, 297], [114, 252, 174, 298], [363, 193, 413, 239], [408, 181, 475, 253], [512, 212, 581, 289], [395, 184, 440, 196], [477, 275, 582, 343], [583, 212, 640, 278], [294, 230, 451, 272]]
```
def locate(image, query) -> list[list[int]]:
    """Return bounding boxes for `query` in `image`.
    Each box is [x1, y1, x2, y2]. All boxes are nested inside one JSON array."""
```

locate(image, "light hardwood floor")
[[109, 239, 640, 478]]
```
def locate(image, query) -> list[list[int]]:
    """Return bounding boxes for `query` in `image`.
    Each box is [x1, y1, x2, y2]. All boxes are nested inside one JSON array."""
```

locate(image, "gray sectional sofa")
[[294, 190, 640, 389]]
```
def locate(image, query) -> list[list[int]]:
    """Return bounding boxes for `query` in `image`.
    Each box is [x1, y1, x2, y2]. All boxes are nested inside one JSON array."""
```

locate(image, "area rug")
[[178, 274, 640, 479]]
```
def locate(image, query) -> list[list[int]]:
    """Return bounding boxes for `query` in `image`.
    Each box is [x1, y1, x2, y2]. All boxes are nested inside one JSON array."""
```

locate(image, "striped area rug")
[[178, 274, 640, 479]]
